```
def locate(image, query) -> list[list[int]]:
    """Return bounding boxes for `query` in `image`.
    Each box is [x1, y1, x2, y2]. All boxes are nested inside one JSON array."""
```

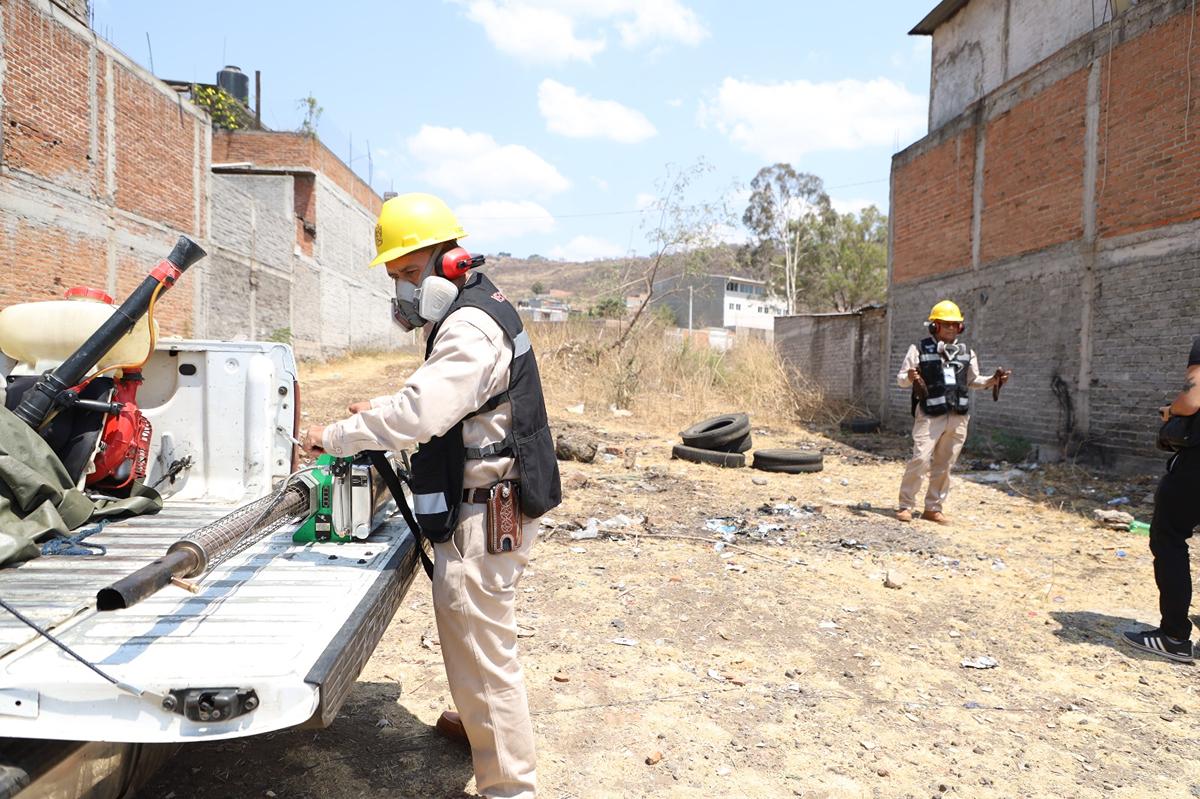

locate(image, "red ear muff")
[[438, 247, 486, 280]]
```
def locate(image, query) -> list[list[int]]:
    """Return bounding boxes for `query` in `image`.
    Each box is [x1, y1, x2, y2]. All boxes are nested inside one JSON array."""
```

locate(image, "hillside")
[[482, 244, 755, 307]]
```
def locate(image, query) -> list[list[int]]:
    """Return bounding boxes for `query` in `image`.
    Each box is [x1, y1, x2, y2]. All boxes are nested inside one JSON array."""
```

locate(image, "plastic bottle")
[[1129, 520, 1151, 536]]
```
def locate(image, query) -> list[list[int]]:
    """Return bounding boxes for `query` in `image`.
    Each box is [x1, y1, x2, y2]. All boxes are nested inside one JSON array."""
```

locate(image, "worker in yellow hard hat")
[[894, 300, 1011, 525], [302, 192, 560, 798]]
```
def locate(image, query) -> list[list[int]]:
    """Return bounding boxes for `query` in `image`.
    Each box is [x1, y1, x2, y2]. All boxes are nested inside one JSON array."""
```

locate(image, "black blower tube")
[[12, 235, 206, 431]]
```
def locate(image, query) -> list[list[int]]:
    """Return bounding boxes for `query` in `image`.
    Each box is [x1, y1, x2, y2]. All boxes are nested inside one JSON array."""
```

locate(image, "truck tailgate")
[[0, 500, 418, 743]]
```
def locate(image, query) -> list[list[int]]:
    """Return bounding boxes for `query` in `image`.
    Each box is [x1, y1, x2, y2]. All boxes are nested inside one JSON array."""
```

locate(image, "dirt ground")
[[142, 353, 1200, 799]]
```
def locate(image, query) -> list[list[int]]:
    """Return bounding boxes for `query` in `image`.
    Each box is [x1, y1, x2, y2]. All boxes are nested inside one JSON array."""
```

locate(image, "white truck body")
[[0, 341, 419, 796]]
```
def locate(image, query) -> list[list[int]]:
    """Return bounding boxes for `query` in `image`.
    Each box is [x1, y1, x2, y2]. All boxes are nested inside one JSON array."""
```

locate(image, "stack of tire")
[[671, 413, 823, 473]]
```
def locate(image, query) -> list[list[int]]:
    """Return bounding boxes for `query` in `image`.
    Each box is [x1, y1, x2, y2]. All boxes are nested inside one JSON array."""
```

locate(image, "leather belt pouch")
[[486, 481, 523, 553]]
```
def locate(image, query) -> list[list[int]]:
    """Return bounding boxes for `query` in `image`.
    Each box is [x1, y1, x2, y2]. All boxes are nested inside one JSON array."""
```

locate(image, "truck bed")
[[0, 499, 419, 744]]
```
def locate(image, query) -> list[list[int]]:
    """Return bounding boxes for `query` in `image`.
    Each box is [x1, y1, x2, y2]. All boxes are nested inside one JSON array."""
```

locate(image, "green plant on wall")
[[191, 84, 243, 131], [297, 94, 323, 138]]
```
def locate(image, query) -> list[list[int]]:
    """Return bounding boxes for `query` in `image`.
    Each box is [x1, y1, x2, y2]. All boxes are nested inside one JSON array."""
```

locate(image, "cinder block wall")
[[776, 308, 885, 414], [889, 0, 1200, 471]]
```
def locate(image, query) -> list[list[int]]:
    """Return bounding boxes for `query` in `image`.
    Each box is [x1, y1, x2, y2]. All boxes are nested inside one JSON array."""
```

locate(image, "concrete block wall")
[[205, 174, 295, 343], [891, 0, 1200, 470], [776, 307, 886, 414]]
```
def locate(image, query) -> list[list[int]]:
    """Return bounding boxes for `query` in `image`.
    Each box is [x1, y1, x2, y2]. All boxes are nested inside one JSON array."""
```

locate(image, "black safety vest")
[[912, 336, 971, 417], [409, 273, 562, 542]]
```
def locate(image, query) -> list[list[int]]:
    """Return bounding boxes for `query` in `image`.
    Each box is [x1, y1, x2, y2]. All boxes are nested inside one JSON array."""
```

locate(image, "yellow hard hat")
[[928, 300, 964, 323], [369, 193, 468, 267]]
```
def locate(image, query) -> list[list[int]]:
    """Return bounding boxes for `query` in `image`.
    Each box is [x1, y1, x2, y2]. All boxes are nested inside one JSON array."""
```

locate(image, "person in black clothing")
[[1123, 336, 1200, 663]]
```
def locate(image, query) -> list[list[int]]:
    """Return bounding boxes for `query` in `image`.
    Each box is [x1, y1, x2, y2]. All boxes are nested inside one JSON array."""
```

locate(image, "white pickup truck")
[[0, 340, 420, 798]]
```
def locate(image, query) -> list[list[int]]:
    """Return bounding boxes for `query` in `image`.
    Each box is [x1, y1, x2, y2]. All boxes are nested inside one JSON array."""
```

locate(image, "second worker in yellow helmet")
[[894, 300, 1011, 525]]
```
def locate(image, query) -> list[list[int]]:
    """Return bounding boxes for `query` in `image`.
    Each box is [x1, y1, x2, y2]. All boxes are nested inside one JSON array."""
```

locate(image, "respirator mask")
[[390, 246, 469, 331], [391, 274, 459, 331]]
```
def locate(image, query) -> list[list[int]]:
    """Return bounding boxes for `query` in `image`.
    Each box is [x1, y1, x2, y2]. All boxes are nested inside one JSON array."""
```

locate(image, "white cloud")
[[700, 77, 927, 161], [455, 0, 707, 64], [463, 1, 605, 64], [455, 200, 557, 241], [614, 0, 707, 48], [591, 176, 610, 191], [538, 79, 657, 143], [634, 192, 658, 210], [550, 234, 626, 261], [831, 197, 876, 215], [666, 97, 684, 108], [406, 125, 569, 199]]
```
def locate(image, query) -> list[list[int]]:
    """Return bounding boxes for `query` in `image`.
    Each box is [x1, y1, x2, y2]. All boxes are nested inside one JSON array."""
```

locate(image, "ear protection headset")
[[437, 247, 486, 280], [391, 246, 488, 330], [928, 320, 965, 336]]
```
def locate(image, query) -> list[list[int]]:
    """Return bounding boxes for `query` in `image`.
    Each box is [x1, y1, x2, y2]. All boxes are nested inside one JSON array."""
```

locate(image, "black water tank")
[[217, 65, 249, 106]]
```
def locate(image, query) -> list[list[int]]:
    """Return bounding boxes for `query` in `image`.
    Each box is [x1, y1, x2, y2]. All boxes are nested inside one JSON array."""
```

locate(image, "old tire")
[[680, 413, 750, 450], [719, 432, 753, 453], [839, 417, 881, 434], [752, 448, 824, 473], [671, 443, 746, 468]]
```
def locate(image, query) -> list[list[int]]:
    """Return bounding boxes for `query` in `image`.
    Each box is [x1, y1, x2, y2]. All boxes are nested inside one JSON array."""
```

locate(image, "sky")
[[93, 1, 935, 262]]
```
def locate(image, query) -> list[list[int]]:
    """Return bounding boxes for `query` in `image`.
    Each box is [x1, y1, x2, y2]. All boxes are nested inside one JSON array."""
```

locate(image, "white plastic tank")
[[0, 287, 156, 375]]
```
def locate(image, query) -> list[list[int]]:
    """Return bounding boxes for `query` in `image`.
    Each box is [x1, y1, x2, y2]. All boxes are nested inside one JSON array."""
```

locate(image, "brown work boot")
[[921, 510, 951, 526], [435, 710, 469, 743], [895, 508, 913, 523]]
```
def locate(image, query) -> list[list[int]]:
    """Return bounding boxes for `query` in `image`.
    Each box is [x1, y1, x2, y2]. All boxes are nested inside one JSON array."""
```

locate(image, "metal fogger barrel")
[[96, 484, 309, 611]]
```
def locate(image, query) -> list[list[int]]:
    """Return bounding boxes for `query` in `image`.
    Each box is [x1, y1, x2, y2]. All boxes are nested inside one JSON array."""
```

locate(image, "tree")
[[607, 159, 729, 351], [742, 164, 831, 314], [591, 297, 625, 318], [531, 281, 545, 296], [809, 206, 888, 311], [297, 94, 323, 137]]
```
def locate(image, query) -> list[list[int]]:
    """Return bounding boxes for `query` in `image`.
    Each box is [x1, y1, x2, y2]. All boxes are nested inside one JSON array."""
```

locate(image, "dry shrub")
[[528, 320, 820, 432]]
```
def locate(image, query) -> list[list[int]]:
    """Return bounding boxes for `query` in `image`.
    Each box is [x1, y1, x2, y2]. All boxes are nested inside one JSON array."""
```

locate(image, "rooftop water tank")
[[217, 65, 249, 106]]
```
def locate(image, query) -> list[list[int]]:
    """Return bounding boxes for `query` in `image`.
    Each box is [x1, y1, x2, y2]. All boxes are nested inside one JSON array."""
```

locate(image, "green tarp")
[[0, 406, 161, 566]]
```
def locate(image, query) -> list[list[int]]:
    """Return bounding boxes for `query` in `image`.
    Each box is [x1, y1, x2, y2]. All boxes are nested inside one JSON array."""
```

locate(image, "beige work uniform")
[[896, 342, 992, 514], [324, 306, 539, 799]]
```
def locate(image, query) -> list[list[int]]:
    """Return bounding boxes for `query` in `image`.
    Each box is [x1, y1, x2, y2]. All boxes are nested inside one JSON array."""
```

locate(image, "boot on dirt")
[[895, 508, 913, 522], [921, 510, 951, 525], [436, 710, 470, 742]]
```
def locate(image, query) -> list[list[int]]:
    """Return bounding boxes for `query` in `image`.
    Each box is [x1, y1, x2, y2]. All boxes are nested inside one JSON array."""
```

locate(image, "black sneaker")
[[1122, 628, 1194, 663]]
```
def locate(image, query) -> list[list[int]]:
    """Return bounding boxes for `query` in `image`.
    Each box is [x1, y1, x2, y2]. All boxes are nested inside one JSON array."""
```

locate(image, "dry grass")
[[528, 320, 823, 432], [298, 321, 853, 434]]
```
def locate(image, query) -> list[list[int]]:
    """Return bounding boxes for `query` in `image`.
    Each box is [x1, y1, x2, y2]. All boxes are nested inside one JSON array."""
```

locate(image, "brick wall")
[[212, 131, 381, 217], [980, 69, 1087, 262], [887, 0, 1200, 470], [775, 307, 886, 414], [0, 0, 405, 360], [890, 126, 975, 283], [1097, 7, 1200, 238], [0, 0, 206, 337]]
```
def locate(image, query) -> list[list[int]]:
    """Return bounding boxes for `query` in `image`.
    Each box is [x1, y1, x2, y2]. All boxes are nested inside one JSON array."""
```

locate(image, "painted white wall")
[[929, 0, 1098, 129]]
